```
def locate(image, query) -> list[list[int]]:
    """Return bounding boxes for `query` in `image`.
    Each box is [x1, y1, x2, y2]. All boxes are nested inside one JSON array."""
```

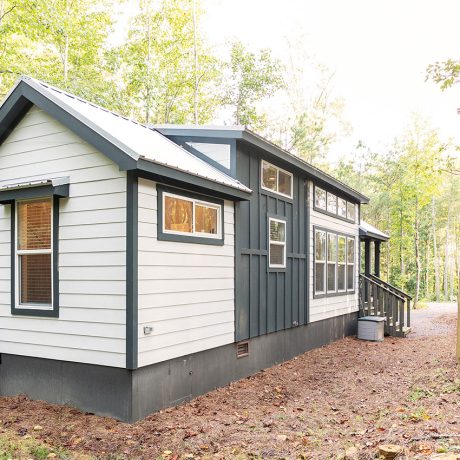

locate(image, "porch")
[[359, 221, 412, 337]]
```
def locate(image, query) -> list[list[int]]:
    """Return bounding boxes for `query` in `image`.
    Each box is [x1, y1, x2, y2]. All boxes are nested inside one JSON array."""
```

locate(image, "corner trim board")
[[126, 171, 138, 370]]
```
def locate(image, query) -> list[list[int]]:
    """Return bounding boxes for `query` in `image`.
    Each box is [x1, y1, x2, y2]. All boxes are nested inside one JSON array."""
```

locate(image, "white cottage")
[[0, 77, 409, 422]]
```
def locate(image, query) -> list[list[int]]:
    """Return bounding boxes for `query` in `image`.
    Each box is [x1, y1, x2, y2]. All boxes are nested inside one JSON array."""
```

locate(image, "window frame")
[[347, 236, 355, 291], [314, 228, 326, 295], [261, 160, 293, 199], [313, 226, 356, 298], [157, 185, 225, 246], [313, 185, 358, 224], [268, 216, 287, 270], [326, 232, 337, 293], [11, 196, 60, 317]]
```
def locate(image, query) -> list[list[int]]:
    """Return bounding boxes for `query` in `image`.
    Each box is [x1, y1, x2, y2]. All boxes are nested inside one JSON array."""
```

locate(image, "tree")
[[118, 0, 220, 124], [223, 41, 284, 128], [0, 0, 119, 109]]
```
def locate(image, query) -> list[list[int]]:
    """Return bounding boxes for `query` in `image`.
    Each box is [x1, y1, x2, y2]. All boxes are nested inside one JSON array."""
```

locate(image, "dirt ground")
[[0, 304, 459, 460]]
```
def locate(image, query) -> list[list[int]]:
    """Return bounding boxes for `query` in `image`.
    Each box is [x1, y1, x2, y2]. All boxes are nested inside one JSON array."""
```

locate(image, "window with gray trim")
[[261, 160, 293, 199], [313, 185, 357, 223], [314, 227, 356, 297], [157, 185, 225, 246]]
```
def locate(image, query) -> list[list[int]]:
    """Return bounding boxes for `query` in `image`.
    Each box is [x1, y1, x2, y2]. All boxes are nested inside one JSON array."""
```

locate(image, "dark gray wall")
[[0, 312, 357, 423], [235, 142, 308, 341]]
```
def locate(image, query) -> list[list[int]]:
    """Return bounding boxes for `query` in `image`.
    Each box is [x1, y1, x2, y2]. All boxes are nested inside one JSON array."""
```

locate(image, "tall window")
[[314, 229, 326, 293], [269, 218, 286, 268], [337, 235, 346, 292], [261, 160, 293, 198], [314, 228, 356, 296], [17, 199, 52, 306], [314, 187, 326, 210], [327, 233, 337, 292], [347, 237, 355, 290]]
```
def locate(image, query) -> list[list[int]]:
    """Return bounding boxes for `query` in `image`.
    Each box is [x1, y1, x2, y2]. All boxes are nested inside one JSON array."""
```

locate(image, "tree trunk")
[[425, 236, 429, 299], [433, 198, 440, 301], [444, 206, 451, 299], [414, 209, 421, 307]]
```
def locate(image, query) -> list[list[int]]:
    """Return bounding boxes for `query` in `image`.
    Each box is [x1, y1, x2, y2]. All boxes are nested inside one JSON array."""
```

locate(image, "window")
[[158, 187, 224, 245], [337, 235, 346, 292], [261, 160, 293, 198], [337, 197, 347, 218], [16, 198, 53, 308], [347, 202, 356, 222], [314, 229, 326, 293], [327, 192, 337, 214], [185, 142, 231, 169], [313, 185, 357, 223], [327, 233, 337, 292], [314, 227, 356, 296], [347, 237, 355, 290], [314, 187, 326, 210], [269, 218, 286, 268]]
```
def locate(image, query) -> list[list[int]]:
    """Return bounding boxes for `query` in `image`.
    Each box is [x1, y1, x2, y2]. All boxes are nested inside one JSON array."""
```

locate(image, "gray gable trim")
[[0, 181, 70, 204], [155, 126, 369, 204], [0, 79, 250, 201]]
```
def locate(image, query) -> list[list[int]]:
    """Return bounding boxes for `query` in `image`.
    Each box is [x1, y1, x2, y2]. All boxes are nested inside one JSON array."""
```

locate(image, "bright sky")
[[201, 0, 460, 160]]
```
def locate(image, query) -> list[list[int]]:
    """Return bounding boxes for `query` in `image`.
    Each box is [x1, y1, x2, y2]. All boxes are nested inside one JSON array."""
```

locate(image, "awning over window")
[[0, 177, 70, 203]]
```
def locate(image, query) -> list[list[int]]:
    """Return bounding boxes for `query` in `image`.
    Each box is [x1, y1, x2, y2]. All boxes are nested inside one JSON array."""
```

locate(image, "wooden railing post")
[[406, 299, 411, 328]]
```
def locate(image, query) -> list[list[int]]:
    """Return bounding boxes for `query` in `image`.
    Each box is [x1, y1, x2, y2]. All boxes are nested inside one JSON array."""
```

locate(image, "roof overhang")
[[154, 125, 369, 204], [359, 220, 389, 242], [0, 78, 251, 202], [0, 177, 70, 203]]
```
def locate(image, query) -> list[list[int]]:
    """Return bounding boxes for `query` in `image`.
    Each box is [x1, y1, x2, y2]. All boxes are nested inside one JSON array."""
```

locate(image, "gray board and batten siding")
[[235, 141, 308, 341]]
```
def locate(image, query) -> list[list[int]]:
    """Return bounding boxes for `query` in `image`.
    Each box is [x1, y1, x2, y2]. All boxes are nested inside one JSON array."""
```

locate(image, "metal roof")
[[154, 125, 370, 204], [359, 220, 389, 241], [0, 77, 251, 199]]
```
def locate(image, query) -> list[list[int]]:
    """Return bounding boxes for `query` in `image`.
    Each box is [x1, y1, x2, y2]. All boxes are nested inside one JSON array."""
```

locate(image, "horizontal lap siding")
[[0, 106, 126, 368], [137, 178, 235, 368], [308, 181, 360, 322]]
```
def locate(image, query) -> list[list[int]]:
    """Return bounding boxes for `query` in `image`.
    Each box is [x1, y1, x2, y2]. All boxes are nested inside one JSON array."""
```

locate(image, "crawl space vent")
[[236, 341, 249, 358]]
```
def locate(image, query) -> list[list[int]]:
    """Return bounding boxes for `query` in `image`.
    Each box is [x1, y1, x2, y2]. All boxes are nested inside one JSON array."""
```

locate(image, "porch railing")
[[359, 274, 412, 337]]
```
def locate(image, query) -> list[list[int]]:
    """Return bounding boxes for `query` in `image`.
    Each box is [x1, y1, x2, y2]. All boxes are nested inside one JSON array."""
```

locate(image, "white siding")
[[0, 106, 126, 368], [137, 178, 235, 367], [308, 181, 360, 322]]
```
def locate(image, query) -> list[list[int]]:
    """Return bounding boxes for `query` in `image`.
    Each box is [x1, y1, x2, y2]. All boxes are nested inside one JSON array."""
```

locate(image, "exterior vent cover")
[[236, 341, 249, 358]]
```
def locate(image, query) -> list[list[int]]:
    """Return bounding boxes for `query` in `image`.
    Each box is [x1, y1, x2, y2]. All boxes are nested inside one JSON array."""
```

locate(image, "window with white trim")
[[314, 229, 326, 293], [162, 192, 222, 239], [16, 198, 53, 308], [269, 218, 286, 268], [261, 160, 293, 198], [314, 228, 356, 296]]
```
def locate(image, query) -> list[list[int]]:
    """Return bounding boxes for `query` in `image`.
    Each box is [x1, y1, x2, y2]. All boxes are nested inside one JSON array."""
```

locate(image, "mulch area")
[[0, 312, 459, 460]]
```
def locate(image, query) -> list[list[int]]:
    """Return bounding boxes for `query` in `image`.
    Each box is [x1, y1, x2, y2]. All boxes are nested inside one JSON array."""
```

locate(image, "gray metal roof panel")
[[1, 77, 251, 195]]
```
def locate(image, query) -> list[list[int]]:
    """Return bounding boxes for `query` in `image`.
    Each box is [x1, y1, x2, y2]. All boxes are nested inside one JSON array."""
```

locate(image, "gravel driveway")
[[409, 301, 458, 338]]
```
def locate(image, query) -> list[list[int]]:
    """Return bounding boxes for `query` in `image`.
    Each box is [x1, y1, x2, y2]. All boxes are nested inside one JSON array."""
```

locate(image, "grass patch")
[[408, 386, 434, 401], [0, 433, 70, 460]]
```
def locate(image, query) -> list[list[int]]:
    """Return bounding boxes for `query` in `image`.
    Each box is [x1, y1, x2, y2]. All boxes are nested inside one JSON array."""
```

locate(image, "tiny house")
[[0, 77, 383, 422]]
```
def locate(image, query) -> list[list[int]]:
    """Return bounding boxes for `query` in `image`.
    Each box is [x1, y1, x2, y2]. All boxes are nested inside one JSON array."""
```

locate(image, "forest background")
[[0, 0, 458, 305]]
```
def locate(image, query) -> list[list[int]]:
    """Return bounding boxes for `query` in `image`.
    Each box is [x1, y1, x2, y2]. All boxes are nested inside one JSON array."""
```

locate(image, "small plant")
[[29, 445, 51, 460], [403, 407, 431, 422], [408, 386, 434, 401]]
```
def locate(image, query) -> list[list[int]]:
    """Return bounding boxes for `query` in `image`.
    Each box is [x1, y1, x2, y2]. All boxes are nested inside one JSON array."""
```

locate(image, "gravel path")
[[409, 301, 458, 338]]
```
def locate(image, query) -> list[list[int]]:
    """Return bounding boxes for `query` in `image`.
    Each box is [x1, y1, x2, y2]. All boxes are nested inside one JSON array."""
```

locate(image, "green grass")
[[0, 433, 70, 460]]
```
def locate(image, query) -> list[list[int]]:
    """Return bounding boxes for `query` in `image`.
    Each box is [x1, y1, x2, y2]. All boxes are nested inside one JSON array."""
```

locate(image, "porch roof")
[[359, 220, 389, 242]]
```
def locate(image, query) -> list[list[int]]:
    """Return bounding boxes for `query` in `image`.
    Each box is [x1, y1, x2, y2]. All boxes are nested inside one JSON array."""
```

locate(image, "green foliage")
[[427, 59, 460, 90], [118, 0, 220, 124], [224, 41, 284, 128]]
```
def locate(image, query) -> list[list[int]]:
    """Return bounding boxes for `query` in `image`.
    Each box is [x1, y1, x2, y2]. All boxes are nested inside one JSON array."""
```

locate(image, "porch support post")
[[364, 240, 371, 276], [374, 241, 381, 277]]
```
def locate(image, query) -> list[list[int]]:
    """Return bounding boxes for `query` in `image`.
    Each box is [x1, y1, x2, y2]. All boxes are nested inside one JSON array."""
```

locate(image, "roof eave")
[[137, 158, 251, 201]]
